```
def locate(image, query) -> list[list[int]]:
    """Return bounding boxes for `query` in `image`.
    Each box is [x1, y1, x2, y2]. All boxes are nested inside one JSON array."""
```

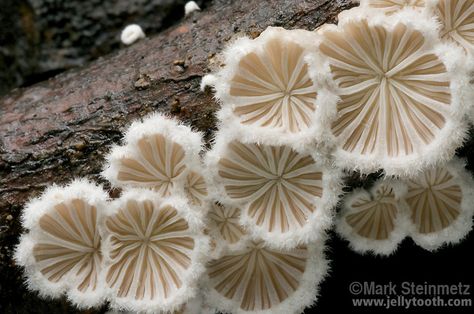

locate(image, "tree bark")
[[0, 0, 356, 312]]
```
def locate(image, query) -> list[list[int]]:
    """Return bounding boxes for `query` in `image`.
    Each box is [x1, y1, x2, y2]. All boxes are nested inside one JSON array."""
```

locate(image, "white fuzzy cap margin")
[[403, 157, 474, 251], [204, 127, 342, 250], [206, 26, 335, 152], [309, 7, 470, 177], [336, 179, 410, 256], [100, 189, 210, 313], [102, 112, 204, 195], [202, 235, 329, 314], [14, 179, 109, 308]]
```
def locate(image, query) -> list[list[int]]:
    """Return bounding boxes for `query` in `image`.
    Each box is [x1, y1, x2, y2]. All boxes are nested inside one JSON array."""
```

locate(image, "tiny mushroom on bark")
[[185, 1, 201, 16], [207, 202, 248, 251], [360, 0, 425, 14], [120, 24, 145, 45]]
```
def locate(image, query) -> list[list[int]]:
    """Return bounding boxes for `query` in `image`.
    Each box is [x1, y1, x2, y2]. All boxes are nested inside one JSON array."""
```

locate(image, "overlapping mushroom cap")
[[102, 189, 208, 312], [336, 180, 409, 255], [337, 158, 474, 254], [184, 170, 209, 206], [206, 26, 332, 148], [207, 202, 248, 250], [14, 180, 108, 308], [205, 238, 327, 314], [312, 10, 468, 175], [103, 113, 203, 197], [427, 0, 474, 53], [402, 158, 474, 250], [205, 129, 341, 248], [361, 0, 425, 14]]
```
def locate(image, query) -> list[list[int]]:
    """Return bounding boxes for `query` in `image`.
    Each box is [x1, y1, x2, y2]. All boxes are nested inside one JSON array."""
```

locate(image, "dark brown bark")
[[0, 0, 356, 312]]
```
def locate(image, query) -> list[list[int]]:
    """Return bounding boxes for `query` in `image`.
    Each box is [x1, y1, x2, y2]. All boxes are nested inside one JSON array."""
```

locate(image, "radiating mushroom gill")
[[436, 0, 474, 51], [208, 203, 245, 244], [320, 20, 450, 158], [105, 200, 195, 301], [184, 171, 208, 206], [345, 184, 399, 240], [363, 0, 425, 14], [208, 241, 308, 311], [406, 166, 462, 234], [229, 37, 317, 133], [34, 198, 102, 292], [217, 141, 323, 234], [116, 134, 186, 196]]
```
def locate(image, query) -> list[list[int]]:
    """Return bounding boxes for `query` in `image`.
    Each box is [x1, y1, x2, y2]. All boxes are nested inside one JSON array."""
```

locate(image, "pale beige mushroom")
[[208, 202, 246, 245], [103, 190, 207, 312], [14, 180, 108, 307], [431, 0, 474, 52], [317, 15, 465, 175], [402, 158, 474, 250], [103, 113, 203, 197], [212, 27, 320, 136], [336, 180, 408, 255], [215, 139, 331, 247], [115, 133, 186, 196], [206, 240, 327, 313], [184, 171, 208, 206], [361, 0, 425, 14]]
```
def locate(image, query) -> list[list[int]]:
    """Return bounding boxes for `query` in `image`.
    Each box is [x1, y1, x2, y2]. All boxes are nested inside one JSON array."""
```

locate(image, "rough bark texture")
[[0, 0, 357, 312], [0, 0, 210, 96]]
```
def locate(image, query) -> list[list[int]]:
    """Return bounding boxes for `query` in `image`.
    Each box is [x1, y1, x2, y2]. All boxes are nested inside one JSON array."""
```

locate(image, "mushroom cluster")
[[15, 1, 474, 313], [337, 158, 474, 255]]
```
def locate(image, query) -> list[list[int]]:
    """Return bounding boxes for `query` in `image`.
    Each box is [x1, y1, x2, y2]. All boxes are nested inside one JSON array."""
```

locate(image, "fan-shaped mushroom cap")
[[402, 158, 474, 250], [426, 0, 474, 53], [206, 26, 335, 150], [336, 180, 409, 255], [204, 237, 328, 314], [102, 113, 203, 197], [101, 189, 209, 313], [184, 169, 209, 206], [205, 128, 341, 249], [311, 9, 468, 176], [360, 0, 425, 14], [14, 179, 108, 308], [206, 202, 249, 256]]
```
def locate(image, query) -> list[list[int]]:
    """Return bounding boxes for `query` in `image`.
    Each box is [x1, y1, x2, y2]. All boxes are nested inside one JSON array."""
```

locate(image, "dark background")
[[1, 0, 473, 313]]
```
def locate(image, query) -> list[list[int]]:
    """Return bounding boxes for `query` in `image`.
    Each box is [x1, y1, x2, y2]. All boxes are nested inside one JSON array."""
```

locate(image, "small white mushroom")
[[185, 1, 201, 16], [120, 24, 145, 45]]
